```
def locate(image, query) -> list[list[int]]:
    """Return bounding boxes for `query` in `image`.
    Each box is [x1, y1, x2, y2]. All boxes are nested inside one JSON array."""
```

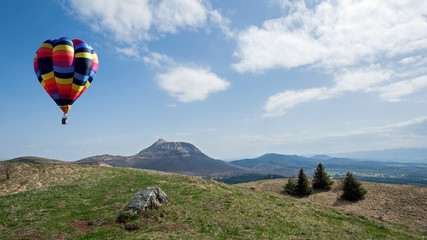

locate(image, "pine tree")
[[295, 168, 312, 196], [283, 177, 297, 195], [342, 172, 367, 201], [312, 163, 333, 190]]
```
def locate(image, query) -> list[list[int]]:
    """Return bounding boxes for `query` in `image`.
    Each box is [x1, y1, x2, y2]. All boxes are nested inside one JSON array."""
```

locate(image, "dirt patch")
[[124, 222, 144, 231], [70, 220, 93, 234], [237, 179, 427, 231], [12, 228, 49, 240], [102, 194, 113, 202], [155, 223, 195, 233], [54, 231, 68, 240], [114, 202, 125, 210], [122, 175, 136, 189]]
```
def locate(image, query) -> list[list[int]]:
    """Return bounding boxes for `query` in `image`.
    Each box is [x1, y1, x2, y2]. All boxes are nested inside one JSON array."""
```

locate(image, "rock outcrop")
[[125, 186, 170, 214]]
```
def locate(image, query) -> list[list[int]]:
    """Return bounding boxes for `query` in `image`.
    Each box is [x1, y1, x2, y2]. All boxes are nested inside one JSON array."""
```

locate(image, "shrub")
[[117, 210, 137, 223], [342, 172, 367, 201], [283, 177, 297, 195], [0, 162, 16, 180], [312, 163, 333, 190]]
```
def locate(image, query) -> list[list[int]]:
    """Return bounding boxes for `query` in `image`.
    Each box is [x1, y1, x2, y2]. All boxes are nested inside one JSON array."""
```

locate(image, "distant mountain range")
[[7, 139, 427, 185], [328, 148, 427, 163], [77, 139, 248, 177], [230, 153, 427, 185]]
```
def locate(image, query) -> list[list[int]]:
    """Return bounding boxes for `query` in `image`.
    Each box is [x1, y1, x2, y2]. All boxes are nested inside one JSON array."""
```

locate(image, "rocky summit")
[[78, 139, 248, 177], [138, 139, 201, 155]]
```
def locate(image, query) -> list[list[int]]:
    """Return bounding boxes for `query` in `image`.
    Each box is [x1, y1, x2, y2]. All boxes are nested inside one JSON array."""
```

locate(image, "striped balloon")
[[34, 37, 99, 114]]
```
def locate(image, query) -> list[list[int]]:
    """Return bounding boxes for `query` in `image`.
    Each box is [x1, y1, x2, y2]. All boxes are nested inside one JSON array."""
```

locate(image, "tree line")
[[283, 163, 367, 201]]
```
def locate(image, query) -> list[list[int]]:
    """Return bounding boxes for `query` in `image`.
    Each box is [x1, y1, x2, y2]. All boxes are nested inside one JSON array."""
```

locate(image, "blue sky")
[[1, 0, 427, 161]]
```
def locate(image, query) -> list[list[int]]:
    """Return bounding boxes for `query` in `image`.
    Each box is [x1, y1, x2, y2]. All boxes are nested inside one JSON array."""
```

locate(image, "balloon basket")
[[62, 115, 68, 125]]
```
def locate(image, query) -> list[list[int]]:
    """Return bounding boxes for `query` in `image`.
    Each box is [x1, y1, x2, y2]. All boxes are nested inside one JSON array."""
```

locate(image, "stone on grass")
[[125, 186, 170, 214]]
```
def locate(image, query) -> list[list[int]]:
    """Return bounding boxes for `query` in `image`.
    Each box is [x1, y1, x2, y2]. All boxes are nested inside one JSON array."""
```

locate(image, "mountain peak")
[[152, 139, 169, 146], [138, 139, 202, 155]]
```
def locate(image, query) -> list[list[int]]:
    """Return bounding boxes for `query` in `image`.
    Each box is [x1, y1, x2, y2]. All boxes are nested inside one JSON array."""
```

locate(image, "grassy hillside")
[[0, 162, 425, 239], [237, 178, 427, 232], [8, 156, 71, 164]]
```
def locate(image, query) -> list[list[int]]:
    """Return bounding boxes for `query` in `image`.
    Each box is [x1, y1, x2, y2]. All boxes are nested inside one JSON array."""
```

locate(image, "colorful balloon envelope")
[[33, 37, 98, 124]]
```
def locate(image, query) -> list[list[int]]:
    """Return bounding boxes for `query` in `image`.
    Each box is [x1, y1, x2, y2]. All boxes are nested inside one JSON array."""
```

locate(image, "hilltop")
[[0, 161, 425, 239], [8, 156, 71, 164]]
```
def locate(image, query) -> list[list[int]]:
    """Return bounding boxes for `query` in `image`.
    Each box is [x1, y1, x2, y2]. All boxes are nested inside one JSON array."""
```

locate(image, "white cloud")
[[239, 0, 427, 116], [154, 0, 208, 34], [115, 45, 142, 58], [234, 0, 427, 72], [399, 56, 422, 65], [238, 116, 427, 146], [263, 66, 392, 117], [264, 87, 329, 117], [331, 66, 392, 93], [379, 75, 427, 102], [209, 9, 235, 38], [66, 0, 232, 45], [67, 0, 153, 43], [143, 52, 177, 68], [143, 51, 230, 102], [156, 66, 230, 102], [233, 23, 326, 73]]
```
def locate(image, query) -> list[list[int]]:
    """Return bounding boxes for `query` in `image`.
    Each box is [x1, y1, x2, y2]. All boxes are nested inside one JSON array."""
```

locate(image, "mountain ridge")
[[230, 152, 427, 186], [7, 140, 427, 185], [78, 139, 248, 177]]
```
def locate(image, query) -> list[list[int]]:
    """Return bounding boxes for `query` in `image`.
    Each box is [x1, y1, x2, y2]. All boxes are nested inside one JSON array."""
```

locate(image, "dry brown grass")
[[0, 162, 96, 196], [237, 178, 427, 232]]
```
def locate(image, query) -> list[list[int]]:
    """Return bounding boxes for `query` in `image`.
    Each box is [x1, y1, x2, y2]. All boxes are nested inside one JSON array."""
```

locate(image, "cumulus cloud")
[[156, 66, 230, 102], [234, 0, 427, 72], [67, 0, 153, 43], [143, 51, 230, 102], [66, 0, 232, 45], [239, 0, 427, 116], [154, 0, 208, 34]]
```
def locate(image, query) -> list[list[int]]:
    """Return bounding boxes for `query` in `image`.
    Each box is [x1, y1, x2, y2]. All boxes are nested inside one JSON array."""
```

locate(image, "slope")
[[0, 162, 425, 239], [237, 178, 427, 231]]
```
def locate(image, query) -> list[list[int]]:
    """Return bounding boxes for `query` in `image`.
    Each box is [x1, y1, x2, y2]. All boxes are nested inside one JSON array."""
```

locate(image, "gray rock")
[[125, 186, 170, 214]]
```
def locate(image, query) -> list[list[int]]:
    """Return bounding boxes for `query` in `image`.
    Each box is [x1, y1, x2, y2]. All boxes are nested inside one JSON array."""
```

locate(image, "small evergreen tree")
[[312, 163, 333, 190], [295, 168, 312, 196], [342, 172, 367, 201], [283, 177, 297, 195]]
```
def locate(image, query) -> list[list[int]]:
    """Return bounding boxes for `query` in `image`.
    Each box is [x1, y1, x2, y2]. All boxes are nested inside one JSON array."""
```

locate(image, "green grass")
[[0, 163, 425, 239]]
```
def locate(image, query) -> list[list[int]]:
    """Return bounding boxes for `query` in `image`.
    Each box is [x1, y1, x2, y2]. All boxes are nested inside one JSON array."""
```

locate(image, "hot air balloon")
[[33, 37, 99, 124]]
